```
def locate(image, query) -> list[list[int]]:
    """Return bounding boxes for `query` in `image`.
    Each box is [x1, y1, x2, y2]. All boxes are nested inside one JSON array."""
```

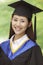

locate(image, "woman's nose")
[[16, 21, 20, 26]]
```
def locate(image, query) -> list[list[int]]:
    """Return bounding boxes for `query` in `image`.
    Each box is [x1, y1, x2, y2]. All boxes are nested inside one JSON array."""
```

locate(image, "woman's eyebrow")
[[14, 17, 18, 19]]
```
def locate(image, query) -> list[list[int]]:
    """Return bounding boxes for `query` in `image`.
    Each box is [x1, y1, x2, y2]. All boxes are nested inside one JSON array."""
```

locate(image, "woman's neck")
[[14, 33, 25, 41]]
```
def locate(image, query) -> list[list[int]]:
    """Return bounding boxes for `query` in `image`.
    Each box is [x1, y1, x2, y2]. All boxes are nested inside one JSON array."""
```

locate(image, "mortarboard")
[[8, 0, 43, 41]]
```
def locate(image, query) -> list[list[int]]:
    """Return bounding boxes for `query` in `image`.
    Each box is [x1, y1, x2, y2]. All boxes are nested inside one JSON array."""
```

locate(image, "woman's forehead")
[[12, 15, 28, 20]]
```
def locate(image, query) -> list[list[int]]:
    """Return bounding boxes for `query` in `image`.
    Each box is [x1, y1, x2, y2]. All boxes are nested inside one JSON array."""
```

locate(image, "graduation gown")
[[0, 39, 43, 65]]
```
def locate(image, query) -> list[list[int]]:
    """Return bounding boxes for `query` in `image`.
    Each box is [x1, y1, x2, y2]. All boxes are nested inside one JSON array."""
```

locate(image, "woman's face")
[[11, 15, 30, 35]]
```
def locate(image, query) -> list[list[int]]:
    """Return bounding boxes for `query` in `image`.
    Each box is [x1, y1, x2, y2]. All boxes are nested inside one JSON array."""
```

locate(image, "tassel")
[[20, 0, 23, 1], [34, 14, 37, 42]]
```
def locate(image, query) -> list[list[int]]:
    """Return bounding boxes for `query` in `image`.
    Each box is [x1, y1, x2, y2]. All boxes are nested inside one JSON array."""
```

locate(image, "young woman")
[[0, 1, 43, 65]]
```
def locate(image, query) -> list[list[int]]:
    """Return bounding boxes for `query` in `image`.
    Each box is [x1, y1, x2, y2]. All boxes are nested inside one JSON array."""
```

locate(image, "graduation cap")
[[8, 0, 43, 41]]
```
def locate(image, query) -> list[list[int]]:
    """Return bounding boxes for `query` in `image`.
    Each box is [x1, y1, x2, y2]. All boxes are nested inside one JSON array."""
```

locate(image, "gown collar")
[[10, 34, 29, 53], [0, 39, 36, 60]]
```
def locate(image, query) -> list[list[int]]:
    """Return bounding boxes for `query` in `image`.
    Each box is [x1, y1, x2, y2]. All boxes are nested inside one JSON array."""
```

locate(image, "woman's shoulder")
[[27, 39, 41, 50], [0, 39, 10, 47], [26, 39, 37, 46], [29, 40, 42, 54]]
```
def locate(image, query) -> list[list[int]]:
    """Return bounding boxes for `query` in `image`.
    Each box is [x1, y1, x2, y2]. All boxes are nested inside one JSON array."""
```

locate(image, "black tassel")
[[20, 0, 23, 1], [34, 14, 37, 42]]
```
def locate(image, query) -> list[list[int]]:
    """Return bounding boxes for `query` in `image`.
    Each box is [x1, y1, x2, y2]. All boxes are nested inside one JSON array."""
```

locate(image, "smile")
[[15, 27, 21, 31]]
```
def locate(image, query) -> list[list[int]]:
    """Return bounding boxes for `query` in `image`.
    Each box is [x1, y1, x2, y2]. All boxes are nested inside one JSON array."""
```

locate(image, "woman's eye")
[[14, 19, 17, 21], [21, 20, 25, 22]]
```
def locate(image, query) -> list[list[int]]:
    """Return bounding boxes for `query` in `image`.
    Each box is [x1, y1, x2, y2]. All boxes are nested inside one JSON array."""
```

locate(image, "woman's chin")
[[14, 32, 21, 35]]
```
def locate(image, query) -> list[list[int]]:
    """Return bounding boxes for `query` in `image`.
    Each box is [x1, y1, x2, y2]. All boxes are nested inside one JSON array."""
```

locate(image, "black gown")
[[0, 39, 43, 65]]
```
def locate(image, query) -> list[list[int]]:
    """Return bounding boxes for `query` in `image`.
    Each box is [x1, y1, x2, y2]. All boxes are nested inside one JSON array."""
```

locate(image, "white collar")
[[10, 34, 29, 53], [10, 34, 29, 44]]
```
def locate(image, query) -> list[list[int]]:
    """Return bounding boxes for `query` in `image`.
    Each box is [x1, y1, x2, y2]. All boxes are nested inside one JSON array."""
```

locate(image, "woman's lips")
[[15, 27, 21, 31]]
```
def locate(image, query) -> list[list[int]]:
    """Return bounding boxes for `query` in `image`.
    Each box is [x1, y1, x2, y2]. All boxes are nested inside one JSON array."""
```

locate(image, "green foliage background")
[[0, 0, 43, 53]]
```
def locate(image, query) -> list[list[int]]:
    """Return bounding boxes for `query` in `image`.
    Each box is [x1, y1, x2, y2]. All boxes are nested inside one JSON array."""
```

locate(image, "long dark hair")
[[9, 12, 34, 41]]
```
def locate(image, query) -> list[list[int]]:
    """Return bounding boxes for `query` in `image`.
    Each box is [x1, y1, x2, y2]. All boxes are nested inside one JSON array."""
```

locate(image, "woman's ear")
[[28, 21, 32, 27]]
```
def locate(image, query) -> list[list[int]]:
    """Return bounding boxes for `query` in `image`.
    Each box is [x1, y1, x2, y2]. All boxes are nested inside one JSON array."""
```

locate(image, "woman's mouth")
[[15, 27, 21, 31]]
